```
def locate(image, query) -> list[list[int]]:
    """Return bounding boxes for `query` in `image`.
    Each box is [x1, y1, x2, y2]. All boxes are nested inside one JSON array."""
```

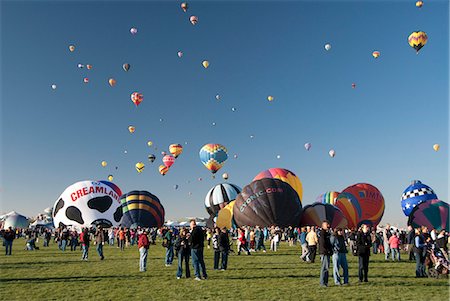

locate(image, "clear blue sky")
[[1, 0, 448, 227]]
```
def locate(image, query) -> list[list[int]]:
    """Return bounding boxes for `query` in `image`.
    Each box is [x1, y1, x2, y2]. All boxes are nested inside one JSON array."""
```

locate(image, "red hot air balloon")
[[162, 155, 175, 168]]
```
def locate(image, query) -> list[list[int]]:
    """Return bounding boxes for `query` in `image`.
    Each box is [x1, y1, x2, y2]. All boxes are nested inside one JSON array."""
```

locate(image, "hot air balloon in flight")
[[123, 63, 130, 72], [130, 27, 138, 35], [202, 60, 209, 68], [147, 141, 153, 147], [120, 190, 165, 228], [372, 51, 380, 58], [300, 203, 348, 229], [329, 149, 336, 157], [408, 31, 428, 53], [169, 144, 183, 158], [128, 126, 135, 133], [222, 173, 229, 180], [408, 199, 449, 232], [181, 2, 188, 12], [107, 175, 114, 181], [131, 92, 143, 106], [83, 78, 89, 83], [352, 83, 356, 89], [324, 43, 331, 51], [163, 155, 175, 168], [135, 162, 145, 173], [267, 95, 274, 102], [78, 64, 84, 69], [148, 154, 156, 163], [199, 144, 228, 174], [86, 65, 93, 70], [416, 1, 423, 8], [69, 45, 75, 52], [101, 161, 107, 167], [233, 178, 302, 227], [304, 143, 311, 151], [51, 84, 57, 90], [316, 191, 340, 206], [177, 51, 183, 58], [190, 16, 198, 25], [159, 165, 169, 176], [433, 144, 440, 152], [108, 78, 116, 87], [205, 183, 241, 217], [253, 168, 303, 203], [401, 180, 437, 217]]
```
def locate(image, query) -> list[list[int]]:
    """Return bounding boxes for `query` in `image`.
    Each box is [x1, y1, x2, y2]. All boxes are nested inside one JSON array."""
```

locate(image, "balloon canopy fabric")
[[334, 192, 362, 229], [401, 180, 437, 217], [216, 201, 236, 229], [300, 203, 348, 229], [253, 168, 303, 203], [120, 191, 165, 228], [338, 183, 385, 228], [169, 144, 183, 158], [204, 183, 241, 216], [52, 180, 123, 229], [316, 191, 340, 205], [4, 214, 29, 229], [233, 178, 302, 227], [408, 199, 449, 232], [199, 144, 228, 174], [408, 31, 428, 53]]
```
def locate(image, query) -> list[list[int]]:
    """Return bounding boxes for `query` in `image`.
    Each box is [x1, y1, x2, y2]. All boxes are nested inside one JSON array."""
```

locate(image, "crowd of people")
[[1, 221, 448, 285]]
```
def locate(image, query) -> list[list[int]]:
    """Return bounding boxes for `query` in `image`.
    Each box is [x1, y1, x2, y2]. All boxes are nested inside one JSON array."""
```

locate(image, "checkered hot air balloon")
[[401, 180, 437, 217], [199, 144, 228, 174]]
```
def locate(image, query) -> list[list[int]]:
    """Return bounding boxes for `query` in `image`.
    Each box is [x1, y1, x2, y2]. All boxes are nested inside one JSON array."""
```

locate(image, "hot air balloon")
[[253, 168, 303, 203], [205, 183, 242, 217], [86, 65, 93, 70], [300, 203, 348, 229], [416, 1, 423, 8], [316, 191, 340, 206], [190, 16, 198, 25], [101, 161, 107, 167], [352, 83, 356, 89], [215, 94, 220, 100], [267, 95, 274, 102], [130, 27, 138, 35], [78, 64, 84, 69], [231, 107, 236, 112], [329, 149, 336, 157], [216, 201, 236, 229], [372, 51, 380, 58], [304, 143, 311, 151], [163, 155, 175, 168], [334, 192, 362, 229], [338, 183, 385, 228], [147, 141, 153, 147], [120, 190, 165, 228], [177, 51, 183, 58], [198, 177, 202, 181], [408, 199, 449, 232], [174, 184, 179, 190], [123, 63, 130, 72], [148, 154, 156, 163], [128, 126, 135, 133], [401, 180, 437, 217], [51, 84, 57, 90], [131, 92, 143, 106], [3, 213, 29, 229], [108, 175, 114, 181], [83, 78, 89, 83], [433, 144, 440, 152], [161, 151, 166, 156], [408, 31, 428, 53], [181, 2, 188, 12], [69, 45, 75, 52], [135, 162, 145, 173], [222, 173, 229, 180], [233, 178, 302, 227], [199, 144, 228, 174], [159, 165, 169, 176], [108, 78, 116, 87], [169, 144, 183, 158], [324, 43, 331, 51], [202, 60, 209, 68]]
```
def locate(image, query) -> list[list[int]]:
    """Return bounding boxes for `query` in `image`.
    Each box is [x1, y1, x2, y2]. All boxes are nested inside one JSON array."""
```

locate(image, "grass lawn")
[[0, 238, 448, 301]]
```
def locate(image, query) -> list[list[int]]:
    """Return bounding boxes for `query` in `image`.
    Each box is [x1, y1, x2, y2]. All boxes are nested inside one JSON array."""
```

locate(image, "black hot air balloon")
[[120, 191, 165, 228]]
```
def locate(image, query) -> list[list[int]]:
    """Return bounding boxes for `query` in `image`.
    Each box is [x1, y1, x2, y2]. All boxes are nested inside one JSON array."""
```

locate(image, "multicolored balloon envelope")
[[205, 183, 241, 216], [199, 144, 228, 174], [334, 192, 362, 229], [316, 191, 340, 205], [401, 180, 437, 217], [169, 144, 183, 158], [408, 199, 449, 232], [120, 191, 165, 228], [344, 183, 384, 227], [253, 168, 303, 204], [233, 178, 302, 227], [216, 201, 236, 229], [300, 203, 348, 229]]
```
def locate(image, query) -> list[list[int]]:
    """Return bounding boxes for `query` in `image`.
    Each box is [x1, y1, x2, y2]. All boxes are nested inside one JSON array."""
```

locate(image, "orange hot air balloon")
[[128, 126, 136, 133], [86, 65, 93, 70], [372, 51, 380, 59], [169, 144, 183, 158], [190, 16, 198, 25], [159, 165, 169, 176], [130, 92, 143, 106], [108, 78, 116, 87], [416, 1, 423, 8]]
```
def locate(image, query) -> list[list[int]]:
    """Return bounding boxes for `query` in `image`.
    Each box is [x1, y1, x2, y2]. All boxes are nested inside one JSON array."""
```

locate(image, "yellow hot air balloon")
[[169, 144, 183, 158], [416, 1, 423, 8], [107, 175, 114, 181], [372, 51, 380, 58], [108, 78, 116, 87], [101, 161, 107, 167], [135, 162, 145, 173], [216, 201, 235, 229], [408, 31, 428, 53], [433, 144, 440, 152], [159, 165, 169, 176], [267, 95, 274, 102], [147, 141, 153, 147], [69, 45, 75, 52], [128, 126, 136, 133], [202, 60, 209, 68]]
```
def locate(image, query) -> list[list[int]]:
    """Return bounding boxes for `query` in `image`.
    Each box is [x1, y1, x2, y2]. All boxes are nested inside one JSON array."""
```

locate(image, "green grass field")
[[1, 238, 448, 301]]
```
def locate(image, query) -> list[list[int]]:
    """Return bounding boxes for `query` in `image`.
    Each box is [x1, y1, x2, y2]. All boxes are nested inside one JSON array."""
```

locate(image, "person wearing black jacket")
[[175, 229, 191, 279], [356, 224, 372, 282], [218, 227, 230, 270], [189, 220, 207, 281], [406, 225, 415, 260], [212, 228, 221, 270], [318, 220, 332, 287], [3, 227, 15, 255]]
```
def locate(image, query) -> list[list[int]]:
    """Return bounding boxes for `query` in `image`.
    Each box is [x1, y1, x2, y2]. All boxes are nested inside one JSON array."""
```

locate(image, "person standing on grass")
[[237, 228, 251, 255], [108, 228, 115, 246], [318, 220, 332, 287], [306, 226, 318, 263], [138, 229, 150, 272], [95, 226, 105, 260], [413, 228, 427, 278], [218, 227, 230, 270], [356, 224, 372, 282], [388, 232, 401, 261], [118, 227, 125, 251], [175, 228, 191, 279], [299, 227, 309, 262], [43, 229, 51, 247], [330, 228, 349, 285], [80, 228, 90, 261], [406, 225, 415, 260], [60, 228, 69, 251], [382, 224, 392, 261], [164, 228, 175, 266], [3, 227, 15, 256], [69, 230, 78, 251], [190, 220, 207, 281], [270, 229, 279, 252], [212, 227, 221, 270]]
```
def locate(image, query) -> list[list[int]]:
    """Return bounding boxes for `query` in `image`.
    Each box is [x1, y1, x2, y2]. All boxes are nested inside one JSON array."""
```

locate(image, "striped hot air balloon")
[[408, 199, 449, 232], [253, 168, 303, 204], [199, 144, 228, 174], [316, 191, 340, 206], [120, 191, 165, 228], [204, 183, 241, 217], [169, 144, 183, 158], [300, 203, 348, 229], [408, 31, 428, 53]]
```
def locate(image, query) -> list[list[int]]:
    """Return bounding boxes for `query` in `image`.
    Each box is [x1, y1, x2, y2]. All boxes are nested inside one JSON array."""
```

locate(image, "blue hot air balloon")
[[401, 180, 437, 217]]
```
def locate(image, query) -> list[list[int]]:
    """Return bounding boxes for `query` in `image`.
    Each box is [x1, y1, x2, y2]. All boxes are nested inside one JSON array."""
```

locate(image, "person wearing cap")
[[318, 220, 332, 287], [138, 229, 150, 272]]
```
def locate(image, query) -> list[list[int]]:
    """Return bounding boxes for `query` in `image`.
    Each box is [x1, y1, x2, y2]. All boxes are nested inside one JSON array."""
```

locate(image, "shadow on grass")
[[1, 274, 158, 283]]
